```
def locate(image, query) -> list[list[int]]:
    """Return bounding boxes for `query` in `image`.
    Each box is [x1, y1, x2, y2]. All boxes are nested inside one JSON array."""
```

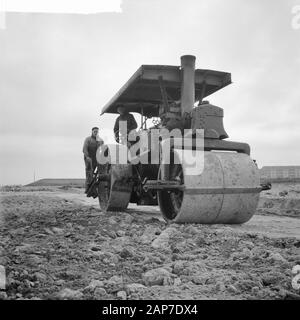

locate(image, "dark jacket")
[[113, 113, 137, 142]]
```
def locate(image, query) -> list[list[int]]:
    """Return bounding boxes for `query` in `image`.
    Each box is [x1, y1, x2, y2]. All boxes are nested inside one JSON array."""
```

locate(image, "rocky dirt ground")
[[0, 183, 300, 300]]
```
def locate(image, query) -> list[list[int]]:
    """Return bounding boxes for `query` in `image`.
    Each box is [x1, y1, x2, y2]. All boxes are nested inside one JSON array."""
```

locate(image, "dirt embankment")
[[0, 186, 299, 300], [258, 182, 300, 218]]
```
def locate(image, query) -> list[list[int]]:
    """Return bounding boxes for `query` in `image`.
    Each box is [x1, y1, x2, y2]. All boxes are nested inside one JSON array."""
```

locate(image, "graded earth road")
[[0, 184, 299, 300]]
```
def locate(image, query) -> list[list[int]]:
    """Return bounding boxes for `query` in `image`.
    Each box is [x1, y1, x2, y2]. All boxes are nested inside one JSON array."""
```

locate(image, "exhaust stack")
[[180, 55, 196, 117]]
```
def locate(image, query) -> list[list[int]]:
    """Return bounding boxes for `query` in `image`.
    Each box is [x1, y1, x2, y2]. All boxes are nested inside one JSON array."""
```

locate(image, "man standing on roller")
[[83, 127, 104, 193], [113, 105, 138, 146]]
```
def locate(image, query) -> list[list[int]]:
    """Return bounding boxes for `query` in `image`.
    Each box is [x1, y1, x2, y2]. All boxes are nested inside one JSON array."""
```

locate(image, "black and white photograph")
[[0, 0, 300, 305]]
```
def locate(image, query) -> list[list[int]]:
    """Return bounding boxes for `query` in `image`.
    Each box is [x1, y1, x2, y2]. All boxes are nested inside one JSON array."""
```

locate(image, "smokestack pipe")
[[180, 55, 196, 117]]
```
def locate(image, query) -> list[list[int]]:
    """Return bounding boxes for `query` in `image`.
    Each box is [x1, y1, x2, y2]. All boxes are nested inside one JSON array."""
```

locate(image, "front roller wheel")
[[158, 150, 261, 224]]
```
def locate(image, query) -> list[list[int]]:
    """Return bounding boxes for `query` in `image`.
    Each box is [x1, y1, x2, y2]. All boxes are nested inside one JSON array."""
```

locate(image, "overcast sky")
[[1, 0, 300, 185]]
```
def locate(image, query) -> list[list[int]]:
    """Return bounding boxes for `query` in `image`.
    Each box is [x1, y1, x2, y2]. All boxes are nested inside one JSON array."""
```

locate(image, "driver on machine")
[[113, 105, 138, 147]]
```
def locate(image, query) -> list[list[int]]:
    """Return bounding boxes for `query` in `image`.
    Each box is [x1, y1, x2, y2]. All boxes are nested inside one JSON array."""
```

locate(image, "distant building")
[[260, 166, 300, 182]]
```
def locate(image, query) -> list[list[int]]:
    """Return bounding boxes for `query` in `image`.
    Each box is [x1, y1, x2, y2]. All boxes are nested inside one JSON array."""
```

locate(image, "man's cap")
[[92, 127, 99, 130]]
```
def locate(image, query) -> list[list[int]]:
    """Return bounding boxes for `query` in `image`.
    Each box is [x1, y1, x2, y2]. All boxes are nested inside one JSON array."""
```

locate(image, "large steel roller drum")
[[158, 150, 260, 224]]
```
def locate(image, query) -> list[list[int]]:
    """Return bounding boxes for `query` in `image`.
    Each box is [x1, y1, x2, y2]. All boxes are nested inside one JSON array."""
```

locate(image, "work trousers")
[[84, 156, 97, 192]]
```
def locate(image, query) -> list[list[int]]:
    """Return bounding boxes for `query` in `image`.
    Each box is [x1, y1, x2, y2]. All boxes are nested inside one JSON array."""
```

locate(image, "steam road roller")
[[87, 55, 269, 224]]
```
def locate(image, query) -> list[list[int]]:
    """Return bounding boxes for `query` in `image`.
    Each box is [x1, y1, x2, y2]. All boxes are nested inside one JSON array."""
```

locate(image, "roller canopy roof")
[[101, 64, 231, 118]]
